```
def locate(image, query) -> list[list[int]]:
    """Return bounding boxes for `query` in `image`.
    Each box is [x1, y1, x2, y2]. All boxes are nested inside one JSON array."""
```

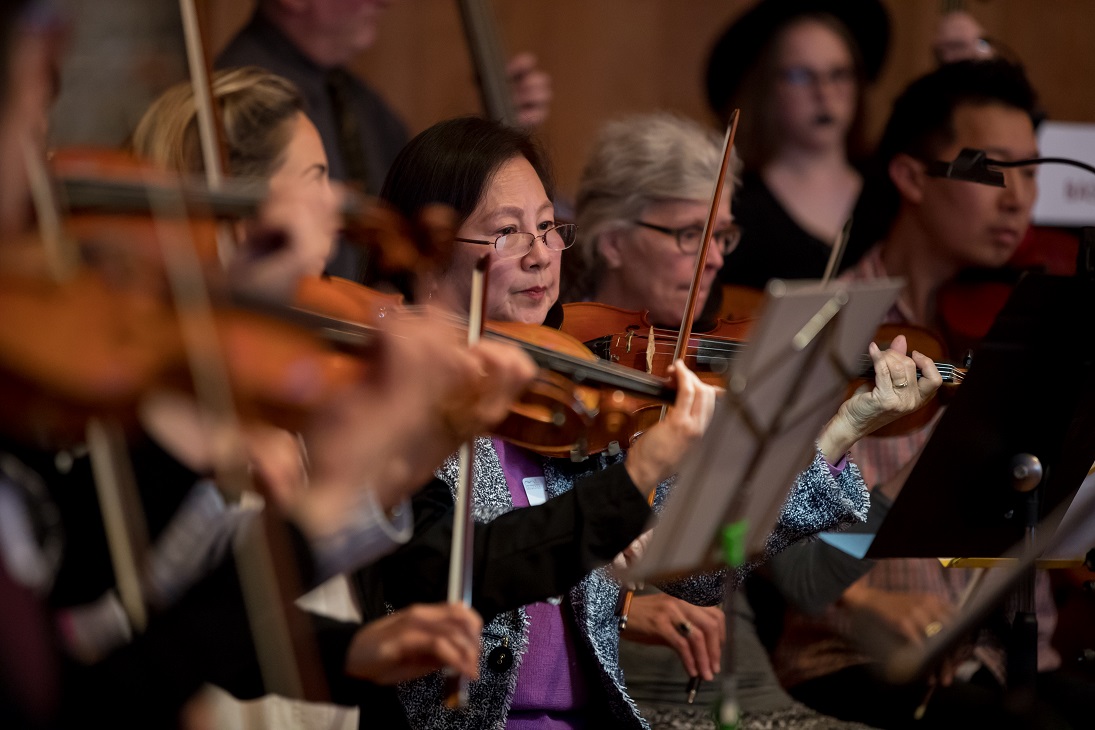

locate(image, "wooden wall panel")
[[206, 1, 1095, 198]]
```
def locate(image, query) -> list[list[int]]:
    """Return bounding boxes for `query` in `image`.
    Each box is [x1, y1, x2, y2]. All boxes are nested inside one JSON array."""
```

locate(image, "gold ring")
[[924, 621, 943, 638]]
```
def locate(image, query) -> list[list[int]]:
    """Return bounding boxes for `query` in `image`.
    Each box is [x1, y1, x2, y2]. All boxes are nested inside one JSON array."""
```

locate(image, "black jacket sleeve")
[[57, 520, 362, 728], [762, 491, 892, 615], [355, 462, 652, 623]]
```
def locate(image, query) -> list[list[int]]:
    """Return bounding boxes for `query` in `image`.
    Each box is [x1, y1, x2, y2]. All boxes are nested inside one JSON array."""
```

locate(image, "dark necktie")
[[325, 67, 370, 192]]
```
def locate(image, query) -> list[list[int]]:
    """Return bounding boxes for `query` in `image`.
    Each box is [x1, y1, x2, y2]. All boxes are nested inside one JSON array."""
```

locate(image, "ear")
[[889, 153, 928, 205], [597, 228, 627, 270]]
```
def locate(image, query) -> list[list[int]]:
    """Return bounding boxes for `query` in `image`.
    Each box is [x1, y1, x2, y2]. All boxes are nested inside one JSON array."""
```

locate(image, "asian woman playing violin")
[[357, 115, 940, 729]]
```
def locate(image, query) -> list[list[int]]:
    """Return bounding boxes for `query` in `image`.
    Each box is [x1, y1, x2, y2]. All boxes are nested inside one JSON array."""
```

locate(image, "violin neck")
[[860, 359, 965, 384], [488, 331, 677, 402], [230, 291, 379, 353]]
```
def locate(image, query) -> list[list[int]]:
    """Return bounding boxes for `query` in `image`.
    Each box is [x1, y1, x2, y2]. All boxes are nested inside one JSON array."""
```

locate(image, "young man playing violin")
[[765, 59, 1094, 729]]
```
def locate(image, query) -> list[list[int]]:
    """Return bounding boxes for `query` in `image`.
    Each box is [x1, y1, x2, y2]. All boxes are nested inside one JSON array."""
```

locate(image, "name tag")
[[522, 476, 546, 506]]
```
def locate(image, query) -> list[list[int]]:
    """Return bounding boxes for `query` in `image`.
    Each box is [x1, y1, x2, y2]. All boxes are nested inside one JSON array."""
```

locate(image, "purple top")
[[491, 439, 590, 730], [826, 452, 849, 477]]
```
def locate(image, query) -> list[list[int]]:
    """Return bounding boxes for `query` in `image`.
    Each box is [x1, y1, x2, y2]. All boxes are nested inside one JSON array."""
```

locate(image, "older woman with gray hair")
[[563, 112, 879, 730], [562, 112, 740, 327]]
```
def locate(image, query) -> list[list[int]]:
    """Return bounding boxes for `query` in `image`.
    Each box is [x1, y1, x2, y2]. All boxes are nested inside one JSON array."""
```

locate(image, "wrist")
[[820, 401, 870, 459], [623, 442, 662, 498]]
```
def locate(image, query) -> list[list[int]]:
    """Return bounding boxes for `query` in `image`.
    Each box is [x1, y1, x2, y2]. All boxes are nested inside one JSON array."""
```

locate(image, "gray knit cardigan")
[[395, 438, 868, 729]]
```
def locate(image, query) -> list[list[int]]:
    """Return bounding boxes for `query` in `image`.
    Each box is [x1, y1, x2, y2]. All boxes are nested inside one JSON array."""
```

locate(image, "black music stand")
[[868, 273, 1095, 692]]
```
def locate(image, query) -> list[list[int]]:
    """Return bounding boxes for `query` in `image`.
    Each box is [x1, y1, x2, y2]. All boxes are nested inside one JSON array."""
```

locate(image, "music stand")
[[868, 273, 1095, 561], [867, 273, 1095, 692], [886, 473, 1095, 686], [627, 277, 902, 728]]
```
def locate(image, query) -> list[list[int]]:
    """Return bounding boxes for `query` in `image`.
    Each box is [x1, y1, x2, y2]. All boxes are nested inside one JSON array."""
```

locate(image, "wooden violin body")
[[292, 283, 675, 460], [561, 301, 753, 384], [562, 302, 969, 438]]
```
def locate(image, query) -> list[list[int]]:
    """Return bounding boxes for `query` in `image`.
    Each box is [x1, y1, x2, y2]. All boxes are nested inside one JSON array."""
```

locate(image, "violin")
[[559, 301, 750, 438], [485, 320, 673, 458], [935, 226, 1080, 357], [292, 277, 679, 460], [2, 136, 473, 444], [561, 301, 753, 386], [0, 262, 379, 441], [51, 147, 452, 282], [857, 323, 966, 437], [560, 302, 967, 438]]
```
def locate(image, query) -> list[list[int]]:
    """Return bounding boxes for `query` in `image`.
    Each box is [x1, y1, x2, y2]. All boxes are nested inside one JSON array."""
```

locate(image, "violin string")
[[624, 337, 961, 370], [623, 337, 964, 382]]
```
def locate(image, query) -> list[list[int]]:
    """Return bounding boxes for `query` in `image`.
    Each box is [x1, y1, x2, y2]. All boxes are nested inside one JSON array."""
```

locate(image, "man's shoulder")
[[216, 20, 286, 72]]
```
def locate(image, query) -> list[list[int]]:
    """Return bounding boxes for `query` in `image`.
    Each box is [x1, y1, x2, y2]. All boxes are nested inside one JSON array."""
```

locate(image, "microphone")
[[925, 147, 1095, 187]]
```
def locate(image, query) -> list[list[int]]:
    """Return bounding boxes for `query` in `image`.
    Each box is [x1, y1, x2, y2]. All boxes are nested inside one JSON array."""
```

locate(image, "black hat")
[[705, 0, 890, 119]]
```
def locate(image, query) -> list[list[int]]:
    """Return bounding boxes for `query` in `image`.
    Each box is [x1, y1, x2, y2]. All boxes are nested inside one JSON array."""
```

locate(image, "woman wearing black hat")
[[706, 0, 889, 292]]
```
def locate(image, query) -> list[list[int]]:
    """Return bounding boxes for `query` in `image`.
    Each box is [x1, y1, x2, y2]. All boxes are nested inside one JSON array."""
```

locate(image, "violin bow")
[[820, 216, 854, 286], [672, 109, 740, 366], [456, 0, 520, 128], [178, 0, 227, 190], [443, 253, 490, 708], [172, 0, 325, 699], [618, 110, 740, 631], [22, 109, 153, 632]]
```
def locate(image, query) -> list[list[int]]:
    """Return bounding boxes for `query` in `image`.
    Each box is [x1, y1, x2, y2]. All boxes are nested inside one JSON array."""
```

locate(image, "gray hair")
[[563, 112, 741, 302]]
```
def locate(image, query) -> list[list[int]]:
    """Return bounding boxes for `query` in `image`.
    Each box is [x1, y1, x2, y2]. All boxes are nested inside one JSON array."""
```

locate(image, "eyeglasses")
[[454, 223, 577, 259], [779, 65, 856, 88], [633, 220, 742, 256]]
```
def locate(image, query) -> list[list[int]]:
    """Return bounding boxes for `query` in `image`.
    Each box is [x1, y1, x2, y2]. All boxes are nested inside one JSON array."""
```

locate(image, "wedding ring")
[[894, 380, 909, 388], [675, 621, 693, 637], [924, 620, 943, 638]]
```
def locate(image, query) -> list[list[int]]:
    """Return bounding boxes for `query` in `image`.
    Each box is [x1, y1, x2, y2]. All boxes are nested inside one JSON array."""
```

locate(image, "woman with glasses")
[[705, 0, 889, 291], [562, 112, 739, 329], [351, 114, 938, 729], [563, 111, 877, 730]]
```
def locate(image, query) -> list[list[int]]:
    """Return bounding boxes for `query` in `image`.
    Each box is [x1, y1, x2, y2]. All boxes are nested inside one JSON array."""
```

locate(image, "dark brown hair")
[[730, 13, 868, 172]]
